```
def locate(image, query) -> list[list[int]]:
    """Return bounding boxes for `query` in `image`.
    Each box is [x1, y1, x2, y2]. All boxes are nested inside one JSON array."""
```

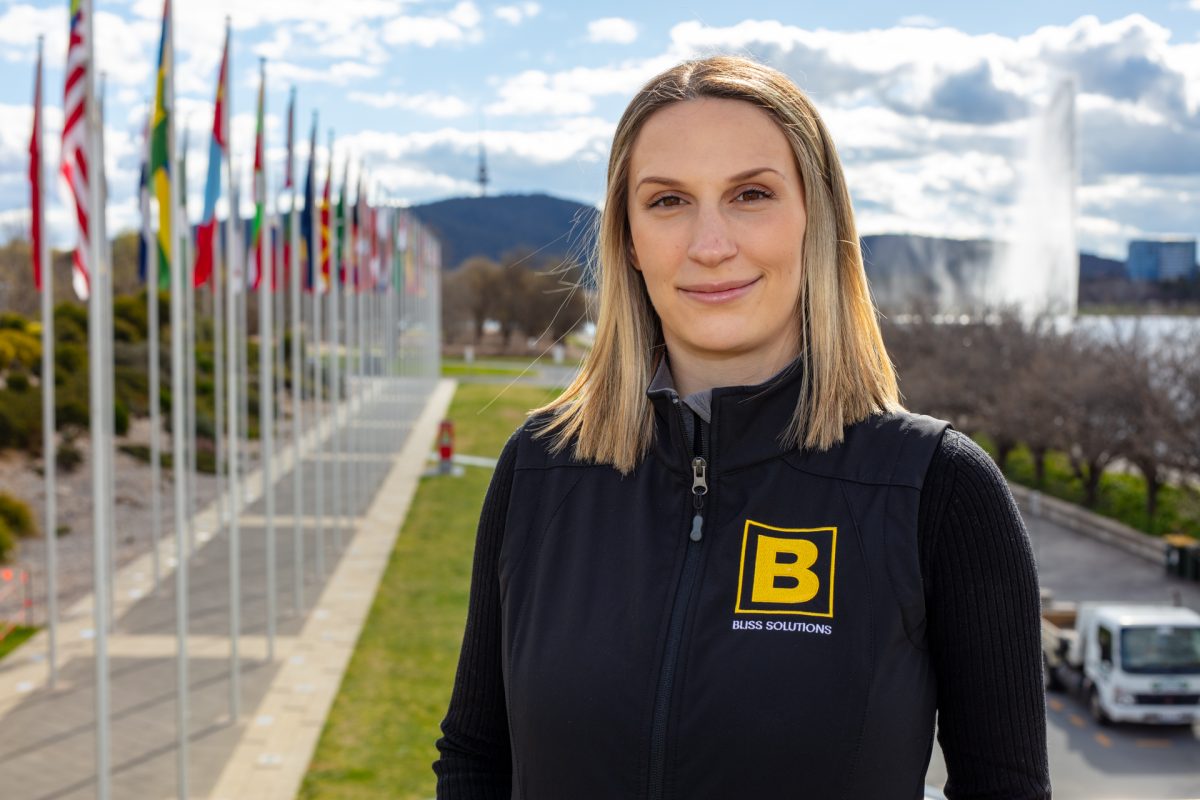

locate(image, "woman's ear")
[[629, 243, 641, 272]]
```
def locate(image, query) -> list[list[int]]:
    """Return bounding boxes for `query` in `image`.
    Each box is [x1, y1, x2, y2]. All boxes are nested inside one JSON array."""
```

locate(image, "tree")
[[1059, 334, 1133, 508]]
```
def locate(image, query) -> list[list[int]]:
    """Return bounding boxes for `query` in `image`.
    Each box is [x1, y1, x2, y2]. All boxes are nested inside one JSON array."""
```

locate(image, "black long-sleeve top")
[[433, 427, 1052, 799]]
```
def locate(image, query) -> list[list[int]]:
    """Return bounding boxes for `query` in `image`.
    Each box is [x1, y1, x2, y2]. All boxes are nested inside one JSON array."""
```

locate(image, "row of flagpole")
[[25, 1, 443, 797]]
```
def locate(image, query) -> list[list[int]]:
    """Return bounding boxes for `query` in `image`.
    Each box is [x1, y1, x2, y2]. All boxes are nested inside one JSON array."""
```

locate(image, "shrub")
[[113, 317, 141, 343], [114, 398, 129, 437], [0, 518, 15, 564], [0, 493, 38, 538], [55, 341, 86, 375], [0, 328, 41, 370], [0, 387, 42, 451], [56, 371, 90, 431], [113, 294, 147, 340], [6, 371, 31, 393], [57, 437, 83, 473], [54, 303, 88, 344], [0, 312, 27, 331]]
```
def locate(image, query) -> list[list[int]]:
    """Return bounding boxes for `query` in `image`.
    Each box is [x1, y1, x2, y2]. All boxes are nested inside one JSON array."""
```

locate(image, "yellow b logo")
[[751, 535, 820, 604], [735, 521, 836, 617]]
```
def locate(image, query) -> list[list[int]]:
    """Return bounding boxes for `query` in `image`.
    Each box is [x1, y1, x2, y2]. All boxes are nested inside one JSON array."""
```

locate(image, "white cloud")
[[265, 60, 381, 88], [383, 1, 484, 47], [349, 91, 471, 119], [486, 57, 673, 116], [0, 5, 67, 64], [587, 17, 638, 45], [898, 15, 940, 28], [494, 2, 541, 25]]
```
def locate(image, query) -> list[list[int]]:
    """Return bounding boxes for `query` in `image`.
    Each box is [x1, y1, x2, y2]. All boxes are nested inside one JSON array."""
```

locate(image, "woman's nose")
[[686, 207, 737, 268]]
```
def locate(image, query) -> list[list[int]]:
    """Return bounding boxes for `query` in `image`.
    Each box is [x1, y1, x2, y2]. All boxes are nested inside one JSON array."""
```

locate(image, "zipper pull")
[[690, 457, 707, 542], [692, 457, 708, 496]]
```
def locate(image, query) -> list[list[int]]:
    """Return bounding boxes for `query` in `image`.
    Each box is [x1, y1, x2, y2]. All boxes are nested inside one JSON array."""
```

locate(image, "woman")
[[435, 56, 1051, 799]]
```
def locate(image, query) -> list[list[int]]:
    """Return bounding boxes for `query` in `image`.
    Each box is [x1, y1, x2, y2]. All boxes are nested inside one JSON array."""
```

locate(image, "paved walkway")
[[0, 377, 455, 800]]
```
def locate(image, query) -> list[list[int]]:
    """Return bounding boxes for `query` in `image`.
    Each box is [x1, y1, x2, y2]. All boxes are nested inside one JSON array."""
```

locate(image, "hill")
[[410, 193, 598, 269]]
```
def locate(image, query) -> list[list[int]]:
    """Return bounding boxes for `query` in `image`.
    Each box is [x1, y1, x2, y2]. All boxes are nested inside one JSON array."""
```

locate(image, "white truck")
[[1041, 602, 1200, 726]]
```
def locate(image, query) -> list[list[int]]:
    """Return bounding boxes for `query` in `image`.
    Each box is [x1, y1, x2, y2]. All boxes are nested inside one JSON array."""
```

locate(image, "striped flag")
[[137, 109, 151, 284], [249, 61, 265, 290], [335, 156, 348, 286], [300, 114, 316, 292], [193, 25, 228, 288], [59, 0, 91, 300], [29, 40, 43, 291], [149, 0, 173, 290], [320, 148, 331, 292], [281, 89, 295, 284]]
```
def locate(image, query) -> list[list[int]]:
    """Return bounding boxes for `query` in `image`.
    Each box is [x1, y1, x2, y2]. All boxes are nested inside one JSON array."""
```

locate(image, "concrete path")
[[0, 377, 455, 800]]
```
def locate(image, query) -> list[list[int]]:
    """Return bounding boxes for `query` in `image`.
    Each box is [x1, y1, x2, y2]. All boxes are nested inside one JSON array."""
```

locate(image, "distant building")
[[1126, 239, 1197, 282]]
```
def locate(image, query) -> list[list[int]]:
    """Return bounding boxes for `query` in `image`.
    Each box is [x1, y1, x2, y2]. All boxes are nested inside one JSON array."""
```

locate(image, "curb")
[[1009, 483, 1166, 565]]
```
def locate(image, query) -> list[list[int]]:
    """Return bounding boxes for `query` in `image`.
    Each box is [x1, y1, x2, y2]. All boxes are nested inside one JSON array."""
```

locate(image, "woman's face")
[[627, 96, 807, 373]]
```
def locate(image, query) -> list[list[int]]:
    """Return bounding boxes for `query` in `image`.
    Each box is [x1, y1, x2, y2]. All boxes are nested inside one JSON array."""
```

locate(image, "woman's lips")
[[678, 276, 761, 304]]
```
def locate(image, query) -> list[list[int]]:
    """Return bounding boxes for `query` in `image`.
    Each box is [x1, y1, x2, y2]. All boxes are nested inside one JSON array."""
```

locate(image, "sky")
[[0, 1, 1198, 259]]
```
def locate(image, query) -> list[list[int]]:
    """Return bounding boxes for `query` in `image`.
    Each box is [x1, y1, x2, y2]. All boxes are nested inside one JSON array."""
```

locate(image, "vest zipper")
[[647, 398, 708, 800]]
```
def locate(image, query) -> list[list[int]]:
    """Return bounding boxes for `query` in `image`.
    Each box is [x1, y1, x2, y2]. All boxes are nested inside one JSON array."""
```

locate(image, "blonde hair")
[[534, 55, 900, 473]]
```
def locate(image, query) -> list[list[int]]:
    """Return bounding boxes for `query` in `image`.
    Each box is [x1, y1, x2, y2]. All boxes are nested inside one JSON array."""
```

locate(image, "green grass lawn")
[[0, 626, 37, 662], [440, 362, 527, 378], [299, 383, 559, 800]]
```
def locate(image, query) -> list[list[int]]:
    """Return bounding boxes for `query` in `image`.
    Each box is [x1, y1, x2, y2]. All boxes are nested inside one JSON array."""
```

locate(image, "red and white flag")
[[60, 0, 91, 300], [29, 39, 44, 291]]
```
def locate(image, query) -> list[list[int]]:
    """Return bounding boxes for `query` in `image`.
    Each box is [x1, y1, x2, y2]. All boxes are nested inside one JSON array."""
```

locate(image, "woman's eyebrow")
[[634, 167, 784, 192], [728, 166, 783, 183]]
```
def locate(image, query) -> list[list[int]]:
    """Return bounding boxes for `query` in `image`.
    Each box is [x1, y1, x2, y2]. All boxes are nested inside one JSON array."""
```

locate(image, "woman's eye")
[[736, 188, 773, 202], [648, 194, 684, 208]]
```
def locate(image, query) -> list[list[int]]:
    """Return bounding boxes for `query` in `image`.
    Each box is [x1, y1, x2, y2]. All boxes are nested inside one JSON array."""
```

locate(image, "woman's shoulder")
[[505, 412, 588, 471], [924, 429, 1012, 500]]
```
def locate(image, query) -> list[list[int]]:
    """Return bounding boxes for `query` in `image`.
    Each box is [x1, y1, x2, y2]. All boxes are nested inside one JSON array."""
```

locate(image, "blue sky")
[[0, 1, 1198, 258]]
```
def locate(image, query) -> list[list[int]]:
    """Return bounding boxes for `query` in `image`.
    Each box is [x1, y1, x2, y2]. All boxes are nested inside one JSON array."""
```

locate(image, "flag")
[[300, 114, 316, 292], [149, 0, 173, 290], [354, 172, 366, 291], [29, 41, 43, 291], [281, 88, 295, 281], [284, 89, 295, 191], [320, 150, 331, 292], [348, 168, 359, 291], [194, 24, 227, 288], [60, 0, 91, 300], [137, 110, 151, 284], [336, 156, 348, 286], [249, 61, 265, 290]]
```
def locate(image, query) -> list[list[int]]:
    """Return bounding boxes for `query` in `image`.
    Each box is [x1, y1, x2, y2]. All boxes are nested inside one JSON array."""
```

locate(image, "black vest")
[[499, 365, 949, 799]]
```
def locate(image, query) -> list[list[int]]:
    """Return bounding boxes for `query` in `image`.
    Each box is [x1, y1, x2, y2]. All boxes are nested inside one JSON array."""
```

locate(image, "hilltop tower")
[[477, 140, 489, 197]]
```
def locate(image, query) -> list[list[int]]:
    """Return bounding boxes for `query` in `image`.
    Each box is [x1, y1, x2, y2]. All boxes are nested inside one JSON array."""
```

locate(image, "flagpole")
[[288, 90, 304, 613], [328, 133, 342, 551], [222, 16, 242, 720], [340, 159, 353, 527], [80, 0, 111, 792], [32, 35, 58, 691], [357, 179, 367, 513], [145, 101, 162, 593], [257, 58, 277, 663], [312, 140, 325, 578], [97, 72, 117, 635], [181, 127, 197, 560], [153, 0, 191, 793]]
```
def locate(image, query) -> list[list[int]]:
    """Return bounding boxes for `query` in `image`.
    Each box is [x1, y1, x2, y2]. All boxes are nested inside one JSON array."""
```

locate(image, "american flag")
[[60, 0, 91, 300]]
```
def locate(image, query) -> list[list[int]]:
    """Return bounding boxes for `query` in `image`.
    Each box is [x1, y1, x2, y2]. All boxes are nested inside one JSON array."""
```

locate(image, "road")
[[924, 505, 1200, 799]]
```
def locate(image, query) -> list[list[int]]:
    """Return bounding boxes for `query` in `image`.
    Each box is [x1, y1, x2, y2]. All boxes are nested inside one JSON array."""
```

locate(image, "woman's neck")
[[665, 339, 800, 397]]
